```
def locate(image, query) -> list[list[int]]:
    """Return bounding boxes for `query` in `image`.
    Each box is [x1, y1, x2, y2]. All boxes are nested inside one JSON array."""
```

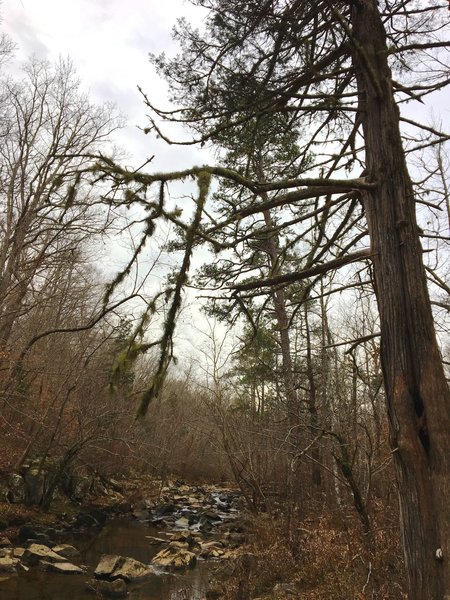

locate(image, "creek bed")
[[1, 519, 213, 600]]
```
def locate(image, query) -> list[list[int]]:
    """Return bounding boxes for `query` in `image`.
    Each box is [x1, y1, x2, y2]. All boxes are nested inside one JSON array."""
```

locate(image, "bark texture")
[[351, 2, 450, 598]]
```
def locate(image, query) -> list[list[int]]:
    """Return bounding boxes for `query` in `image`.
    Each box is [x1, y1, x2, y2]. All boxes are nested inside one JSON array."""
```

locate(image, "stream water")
[[1, 520, 214, 600]]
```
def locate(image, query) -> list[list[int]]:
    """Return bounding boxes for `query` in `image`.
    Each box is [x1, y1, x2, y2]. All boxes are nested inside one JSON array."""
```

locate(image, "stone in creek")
[[52, 544, 80, 560], [112, 557, 154, 582], [39, 560, 83, 574], [86, 578, 128, 598], [94, 554, 124, 579], [174, 516, 190, 529], [152, 547, 196, 570], [0, 557, 18, 573], [132, 508, 150, 520], [22, 544, 66, 566], [94, 554, 153, 582]]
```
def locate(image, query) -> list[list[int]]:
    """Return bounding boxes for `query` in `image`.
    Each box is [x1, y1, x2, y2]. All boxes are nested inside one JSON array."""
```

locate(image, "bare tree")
[[0, 58, 120, 348]]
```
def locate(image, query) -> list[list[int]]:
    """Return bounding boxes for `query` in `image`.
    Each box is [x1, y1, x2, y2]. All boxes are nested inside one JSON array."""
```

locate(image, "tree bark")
[[351, 2, 450, 598]]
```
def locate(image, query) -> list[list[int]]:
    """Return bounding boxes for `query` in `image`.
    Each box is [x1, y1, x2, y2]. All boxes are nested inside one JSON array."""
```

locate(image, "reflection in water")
[[1, 520, 213, 600]]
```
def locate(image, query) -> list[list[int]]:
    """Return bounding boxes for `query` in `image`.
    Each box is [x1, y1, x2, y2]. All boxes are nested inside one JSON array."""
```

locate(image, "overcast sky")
[[1, 0, 209, 171], [1, 1, 448, 363]]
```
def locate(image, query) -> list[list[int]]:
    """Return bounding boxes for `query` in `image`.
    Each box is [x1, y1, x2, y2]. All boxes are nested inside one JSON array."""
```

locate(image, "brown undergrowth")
[[217, 502, 407, 600]]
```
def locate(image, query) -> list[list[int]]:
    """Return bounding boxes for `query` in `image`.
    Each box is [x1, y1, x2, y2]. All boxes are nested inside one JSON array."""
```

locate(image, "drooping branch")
[[136, 171, 211, 418]]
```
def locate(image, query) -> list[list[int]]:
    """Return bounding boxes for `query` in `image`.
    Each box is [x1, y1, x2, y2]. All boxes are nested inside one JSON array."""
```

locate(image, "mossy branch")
[[136, 170, 211, 418]]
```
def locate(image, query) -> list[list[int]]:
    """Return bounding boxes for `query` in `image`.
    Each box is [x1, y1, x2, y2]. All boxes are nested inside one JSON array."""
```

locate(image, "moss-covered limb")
[[109, 290, 168, 391], [91, 155, 374, 197], [137, 171, 211, 418], [102, 219, 155, 308]]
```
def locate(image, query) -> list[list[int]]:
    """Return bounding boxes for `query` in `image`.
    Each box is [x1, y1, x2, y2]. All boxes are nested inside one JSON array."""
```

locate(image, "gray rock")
[[22, 544, 65, 566], [39, 560, 83, 574]]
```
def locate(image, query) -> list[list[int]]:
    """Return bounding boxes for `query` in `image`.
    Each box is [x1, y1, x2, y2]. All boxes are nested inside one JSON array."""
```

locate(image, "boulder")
[[94, 554, 153, 582], [152, 546, 196, 570], [95, 555, 124, 579], [86, 578, 128, 598], [22, 544, 65, 566], [112, 557, 153, 582], [39, 560, 83, 574]]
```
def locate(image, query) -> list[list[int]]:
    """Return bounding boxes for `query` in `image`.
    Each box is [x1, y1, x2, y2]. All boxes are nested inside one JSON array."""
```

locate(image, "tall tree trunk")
[[351, 2, 450, 598]]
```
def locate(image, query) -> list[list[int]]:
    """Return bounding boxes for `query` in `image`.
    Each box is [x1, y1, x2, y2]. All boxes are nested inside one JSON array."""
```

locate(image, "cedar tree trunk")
[[351, 2, 450, 598]]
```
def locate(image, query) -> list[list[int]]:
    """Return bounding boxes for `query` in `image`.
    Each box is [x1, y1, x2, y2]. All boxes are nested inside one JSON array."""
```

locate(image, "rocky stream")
[[0, 481, 245, 600]]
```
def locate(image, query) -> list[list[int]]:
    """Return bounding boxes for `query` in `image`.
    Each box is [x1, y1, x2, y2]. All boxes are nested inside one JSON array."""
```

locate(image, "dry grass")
[[219, 503, 407, 600]]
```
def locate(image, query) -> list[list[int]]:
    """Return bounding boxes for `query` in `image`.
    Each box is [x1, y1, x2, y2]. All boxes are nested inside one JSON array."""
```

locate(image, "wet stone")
[[94, 554, 124, 579], [112, 556, 153, 582], [0, 557, 18, 573], [39, 560, 84, 575], [152, 546, 197, 570], [22, 544, 66, 566]]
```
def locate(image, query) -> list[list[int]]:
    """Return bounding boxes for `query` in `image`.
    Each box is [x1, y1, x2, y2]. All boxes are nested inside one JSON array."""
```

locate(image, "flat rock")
[[152, 547, 196, 570], [40, 560, 83, 574], [174, 517, 189, 529], [52, 544, 80, 559], [22, 544, 65, 566]]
